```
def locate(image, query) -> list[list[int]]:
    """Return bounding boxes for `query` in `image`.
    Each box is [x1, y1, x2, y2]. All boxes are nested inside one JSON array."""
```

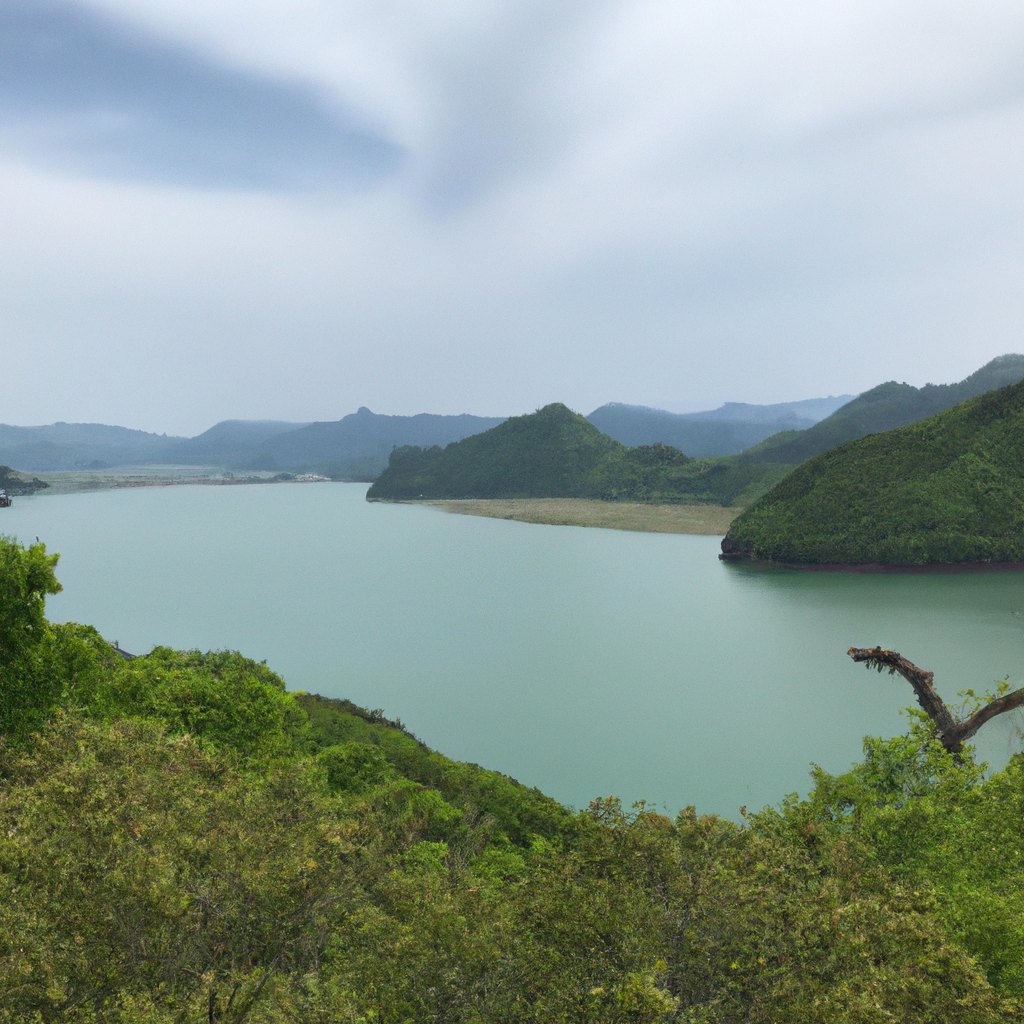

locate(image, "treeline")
[[2, 534, 1024, 1020]]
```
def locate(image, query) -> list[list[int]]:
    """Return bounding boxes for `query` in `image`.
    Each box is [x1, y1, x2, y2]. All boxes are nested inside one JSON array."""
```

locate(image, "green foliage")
[[0, 535, 61, 665], [318, 740, 395, 793], [724, 375, 1024, 563], [83, 647, 308, 766], [367, 402, 791, 506], [764, 718, 1024, 1003]]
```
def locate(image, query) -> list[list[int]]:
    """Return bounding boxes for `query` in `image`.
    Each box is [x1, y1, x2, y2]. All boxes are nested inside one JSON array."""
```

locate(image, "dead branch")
[[848, 646, 1024, 754]]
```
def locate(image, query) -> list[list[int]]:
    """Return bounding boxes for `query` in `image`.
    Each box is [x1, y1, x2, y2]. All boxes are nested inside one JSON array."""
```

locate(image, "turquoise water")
[[5, 483, 1024, 816]]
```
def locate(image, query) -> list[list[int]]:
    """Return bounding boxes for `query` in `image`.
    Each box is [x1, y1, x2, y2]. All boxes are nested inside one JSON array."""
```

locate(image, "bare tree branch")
[[848, 647, 958, 736], [954, 688, 1024, 747], [847, 646, 1024, 755]]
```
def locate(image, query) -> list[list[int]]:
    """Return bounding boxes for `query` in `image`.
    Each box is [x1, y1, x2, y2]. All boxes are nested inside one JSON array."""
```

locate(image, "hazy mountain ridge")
[[163, 420, 311, 467], [676, 396, 854, 424], [586, 396, 852, 457], [741, 354, 1024, 465], [587, 404, 814, 457], [0, 410, 505, 476], [5, 360, 1021, 477], [245, 407, 508, 478], [0, 422, 187, 472]]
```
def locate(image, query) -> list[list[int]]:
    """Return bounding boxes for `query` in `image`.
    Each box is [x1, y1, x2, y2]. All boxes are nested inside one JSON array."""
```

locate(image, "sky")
[[2, 0, 1023, 436]]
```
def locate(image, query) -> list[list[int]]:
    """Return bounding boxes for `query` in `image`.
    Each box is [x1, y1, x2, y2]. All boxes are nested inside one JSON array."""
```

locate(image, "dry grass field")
[[415, 498, 741, 535]]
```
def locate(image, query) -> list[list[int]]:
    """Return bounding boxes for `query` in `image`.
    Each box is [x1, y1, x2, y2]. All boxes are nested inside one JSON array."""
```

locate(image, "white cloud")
[[2, 0, 1024, 433]]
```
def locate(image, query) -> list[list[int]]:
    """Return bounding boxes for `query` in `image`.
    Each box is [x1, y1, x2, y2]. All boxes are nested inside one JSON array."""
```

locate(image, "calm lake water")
[[6, 482, 1024, 816]]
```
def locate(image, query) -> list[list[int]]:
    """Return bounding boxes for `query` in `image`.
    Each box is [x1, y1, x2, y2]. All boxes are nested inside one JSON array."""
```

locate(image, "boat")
[[0, 490, 11, 508]]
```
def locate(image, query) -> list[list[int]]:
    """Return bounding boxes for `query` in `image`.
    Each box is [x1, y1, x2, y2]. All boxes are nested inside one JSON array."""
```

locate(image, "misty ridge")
[[2, 355, 1021, 481], [0, 397, 848, 478]]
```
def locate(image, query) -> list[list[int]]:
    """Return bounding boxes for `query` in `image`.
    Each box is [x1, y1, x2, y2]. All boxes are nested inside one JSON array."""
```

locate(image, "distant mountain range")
[[0, 410, 505, 477], [4, 358, 1022, 479], [585, 395, 852, 457]]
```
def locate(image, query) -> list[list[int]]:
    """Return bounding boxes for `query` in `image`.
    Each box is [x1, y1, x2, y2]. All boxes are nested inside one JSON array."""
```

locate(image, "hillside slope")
[[742, 354, 1024, 465], [367, 403, 792, 505], [722, 376, 1024, 565], [0, 422, 185, 471], [161, 419, 309, 465]]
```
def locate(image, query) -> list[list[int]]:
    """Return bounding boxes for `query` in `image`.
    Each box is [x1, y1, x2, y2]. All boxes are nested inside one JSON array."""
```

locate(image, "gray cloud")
[[0, 0, 402, 189], [3, 2, 1024, 433]]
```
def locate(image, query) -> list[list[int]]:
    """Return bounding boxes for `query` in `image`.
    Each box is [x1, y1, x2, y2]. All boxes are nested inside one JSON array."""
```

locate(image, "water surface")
[[6, 483, 1023, 816]]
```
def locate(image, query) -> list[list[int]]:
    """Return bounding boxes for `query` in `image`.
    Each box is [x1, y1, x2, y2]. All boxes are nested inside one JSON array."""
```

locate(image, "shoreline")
[[721, 555, 1024, 573], [392, 497, 741, 535], [23, 468, 332, 496]]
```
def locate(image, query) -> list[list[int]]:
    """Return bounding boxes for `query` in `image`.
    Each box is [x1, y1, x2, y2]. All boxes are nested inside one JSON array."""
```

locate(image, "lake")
[[5, 482, 1024, 816]]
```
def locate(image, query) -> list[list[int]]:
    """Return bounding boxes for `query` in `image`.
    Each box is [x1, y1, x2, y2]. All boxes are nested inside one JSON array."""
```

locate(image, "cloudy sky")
[[2, 0, 1023, 435]]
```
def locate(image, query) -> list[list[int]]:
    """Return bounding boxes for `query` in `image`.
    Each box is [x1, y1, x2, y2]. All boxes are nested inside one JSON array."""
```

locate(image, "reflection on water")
[[6, 483, 1024, 816]]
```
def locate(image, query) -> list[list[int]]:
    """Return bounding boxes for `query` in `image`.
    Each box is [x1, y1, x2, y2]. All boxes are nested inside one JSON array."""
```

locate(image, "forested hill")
[[722, 375, 1024, 565], [367, 403, 686, 500], [741, 353, 1024, 465], [365, 403, 785, 504]]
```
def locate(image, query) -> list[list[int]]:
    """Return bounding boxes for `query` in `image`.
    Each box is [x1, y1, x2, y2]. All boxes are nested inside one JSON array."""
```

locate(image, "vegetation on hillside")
[[742, 353, 1024, 466], [722, 376, 1024, 565], [3, 533, 1024, 1020], [367, 403, 791, 505], [0, 464, 49, 495]]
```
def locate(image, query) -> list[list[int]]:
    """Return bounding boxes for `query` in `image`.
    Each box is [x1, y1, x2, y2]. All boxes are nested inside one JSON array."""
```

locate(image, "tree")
[[849, 646, 1024, 754], [0, 536, 61, 668]]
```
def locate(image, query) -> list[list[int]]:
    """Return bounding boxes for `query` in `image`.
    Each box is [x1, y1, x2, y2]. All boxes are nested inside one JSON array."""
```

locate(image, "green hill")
[[742, 354, 1024, 465], [366, 402, 791, 505], [722, 376, 1024, 565]]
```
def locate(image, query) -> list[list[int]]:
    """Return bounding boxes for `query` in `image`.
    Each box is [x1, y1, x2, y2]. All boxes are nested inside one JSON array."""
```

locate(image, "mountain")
[[0, 410, 504, 477], [367, 403, 681, 500], [161, 420, 310, 466], [587, 404, 814, 456], [0, 422, 185, 472], [741, 355, 1024, 465], [587, 396, 853, 458], [721, 376, 1024, 565], [366, 403, 790, 504], [677, 396, 854, 424], [245, 407, 508, 478]]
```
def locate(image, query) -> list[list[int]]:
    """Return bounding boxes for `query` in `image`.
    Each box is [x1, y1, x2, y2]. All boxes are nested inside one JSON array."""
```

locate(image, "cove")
[[5, 482, 1024, 816]]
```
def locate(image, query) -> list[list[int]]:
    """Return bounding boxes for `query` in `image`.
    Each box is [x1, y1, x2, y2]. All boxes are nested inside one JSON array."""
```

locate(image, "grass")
[[412, 498, 741, 534]]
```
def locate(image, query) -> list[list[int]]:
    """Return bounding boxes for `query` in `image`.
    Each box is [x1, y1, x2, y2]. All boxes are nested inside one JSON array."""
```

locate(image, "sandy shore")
[[410, 498, 741, 535]]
